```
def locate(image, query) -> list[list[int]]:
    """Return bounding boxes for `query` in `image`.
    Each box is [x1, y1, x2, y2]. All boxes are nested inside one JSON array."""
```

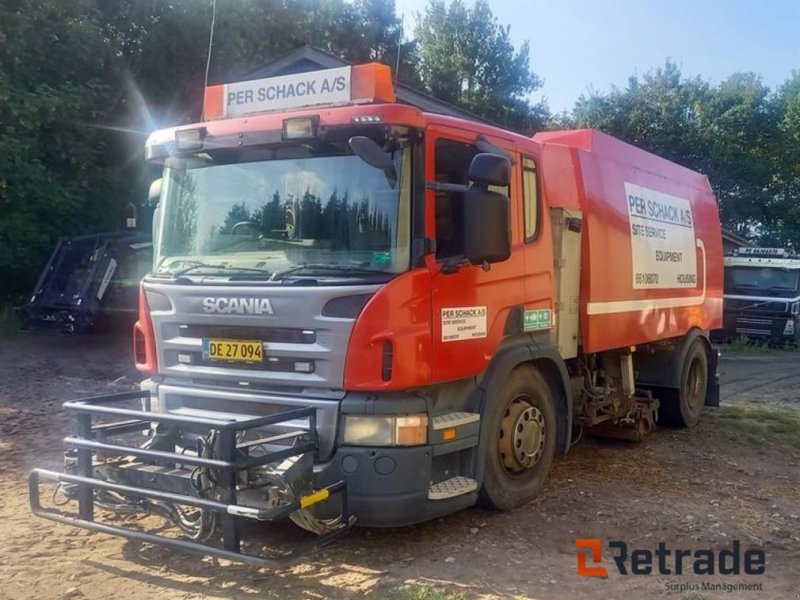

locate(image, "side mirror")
[[148, 178, 163, 206], [462, 186, 511, 266], [463, 153, 511, 266], [468, 153, 510, 187]]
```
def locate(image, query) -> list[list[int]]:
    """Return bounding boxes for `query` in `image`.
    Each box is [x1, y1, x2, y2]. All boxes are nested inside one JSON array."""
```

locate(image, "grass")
[[384, 585, 466, 600], [0, 304, 21, 337], [720, 336, 799, 355], [719, 405, 800, 449]]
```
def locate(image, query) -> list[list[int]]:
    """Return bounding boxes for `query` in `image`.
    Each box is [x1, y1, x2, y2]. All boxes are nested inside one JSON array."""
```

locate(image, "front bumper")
[[315, 445, 478, 527], [721, 312, 799, 343], [29, 385, 481, 563]]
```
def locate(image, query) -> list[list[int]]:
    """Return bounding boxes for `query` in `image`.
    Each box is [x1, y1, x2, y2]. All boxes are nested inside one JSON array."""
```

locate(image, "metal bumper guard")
[[28, 390, 351, 566]]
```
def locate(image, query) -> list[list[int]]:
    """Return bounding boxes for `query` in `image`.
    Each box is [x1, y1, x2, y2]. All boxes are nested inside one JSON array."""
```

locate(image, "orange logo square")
[[576, 538, 609, 577]]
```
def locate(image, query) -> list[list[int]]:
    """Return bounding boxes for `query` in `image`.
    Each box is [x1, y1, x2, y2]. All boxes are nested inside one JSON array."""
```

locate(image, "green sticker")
[[523, 309, 552, 331], [371, 251, 392, 266]]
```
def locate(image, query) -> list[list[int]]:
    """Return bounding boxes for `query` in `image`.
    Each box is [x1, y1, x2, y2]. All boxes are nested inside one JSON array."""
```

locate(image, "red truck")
[[30, 63, 723, 564]]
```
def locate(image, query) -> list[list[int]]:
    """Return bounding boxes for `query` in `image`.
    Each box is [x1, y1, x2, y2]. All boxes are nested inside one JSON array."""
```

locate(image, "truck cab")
[[722, 247, 800, 344]]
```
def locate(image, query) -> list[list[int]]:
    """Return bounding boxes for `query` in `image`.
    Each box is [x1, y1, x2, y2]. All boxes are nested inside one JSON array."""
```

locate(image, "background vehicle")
[[23, 231, 153, 333], [721, 247, 800, 344], [30, 63, 723, 564]]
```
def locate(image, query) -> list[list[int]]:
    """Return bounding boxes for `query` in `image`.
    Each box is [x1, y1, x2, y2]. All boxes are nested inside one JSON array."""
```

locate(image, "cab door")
[[425, 125, 527, 383]]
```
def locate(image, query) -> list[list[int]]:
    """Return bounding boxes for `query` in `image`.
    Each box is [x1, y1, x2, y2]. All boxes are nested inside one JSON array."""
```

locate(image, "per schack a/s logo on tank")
[[625, 182, 697, 290]]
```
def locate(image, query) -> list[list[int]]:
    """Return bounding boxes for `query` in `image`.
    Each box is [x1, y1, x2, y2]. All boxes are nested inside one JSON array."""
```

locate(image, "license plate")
[[202, 339, 263, 363]]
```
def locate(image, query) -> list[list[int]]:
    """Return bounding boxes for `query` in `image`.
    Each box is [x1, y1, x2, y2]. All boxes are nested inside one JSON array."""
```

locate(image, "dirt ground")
[[0, 333, 798, 600]]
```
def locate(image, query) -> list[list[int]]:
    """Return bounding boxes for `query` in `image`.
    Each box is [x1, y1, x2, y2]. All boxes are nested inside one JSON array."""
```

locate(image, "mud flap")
[[705, 346, 721, 407]]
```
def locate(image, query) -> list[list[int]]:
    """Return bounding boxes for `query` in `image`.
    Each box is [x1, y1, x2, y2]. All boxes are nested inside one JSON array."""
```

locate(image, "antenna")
[[204, 0, 217, 90], [394, 14, 403, 83]]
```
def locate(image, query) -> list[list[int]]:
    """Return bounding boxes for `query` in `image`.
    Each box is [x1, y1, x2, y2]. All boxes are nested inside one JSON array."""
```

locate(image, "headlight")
[[790, 301, 799, 316], [784, 319, 795, 336], [342, 414, 428, 446]]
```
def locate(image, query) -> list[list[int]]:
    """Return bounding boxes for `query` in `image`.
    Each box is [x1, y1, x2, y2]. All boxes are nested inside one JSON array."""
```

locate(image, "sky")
[[395, 0, 800, 113]]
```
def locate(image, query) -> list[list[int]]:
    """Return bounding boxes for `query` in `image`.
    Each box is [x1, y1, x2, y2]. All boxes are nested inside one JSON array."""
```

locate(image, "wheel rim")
[[499, 396, 546, 475], [685, 357, 705, 415]]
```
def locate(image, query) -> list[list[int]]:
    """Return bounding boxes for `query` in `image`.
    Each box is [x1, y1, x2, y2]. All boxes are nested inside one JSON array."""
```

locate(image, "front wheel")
[[479, 365, 557, 510], [659, 339, 708, 428]]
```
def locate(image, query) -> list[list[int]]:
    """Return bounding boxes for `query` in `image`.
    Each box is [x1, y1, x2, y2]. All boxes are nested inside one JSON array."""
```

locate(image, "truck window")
[[434, 139, 477, 259], [434, 138, 510, 259], [522, 156, 539, 242]]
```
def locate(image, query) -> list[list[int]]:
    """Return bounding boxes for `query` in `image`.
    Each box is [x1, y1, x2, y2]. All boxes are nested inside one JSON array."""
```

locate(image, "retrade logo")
[[575, 539, 766, 578], [202, 297, 273, 315]]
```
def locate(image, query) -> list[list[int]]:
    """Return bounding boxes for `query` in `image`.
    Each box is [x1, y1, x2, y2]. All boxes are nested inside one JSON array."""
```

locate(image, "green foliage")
[[0, 0, 122, 300], [723, 337, 774, 354], [719, 405, 800, 449], [384, 585, 466, 600], [414, 0, 547, 132], [571, 61, 800, 248]]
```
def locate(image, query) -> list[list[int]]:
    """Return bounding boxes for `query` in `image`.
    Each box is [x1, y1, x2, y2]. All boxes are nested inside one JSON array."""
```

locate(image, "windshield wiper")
[[165, 263, 272, 279], [269, 263, 392, 281]]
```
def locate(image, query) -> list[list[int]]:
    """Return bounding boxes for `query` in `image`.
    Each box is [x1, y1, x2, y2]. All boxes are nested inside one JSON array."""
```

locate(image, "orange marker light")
[[442, 427, 457, 441], [350, 63, 396, 104]]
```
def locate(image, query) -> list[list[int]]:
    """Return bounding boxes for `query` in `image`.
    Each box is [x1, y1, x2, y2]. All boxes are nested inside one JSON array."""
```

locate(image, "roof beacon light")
[[203, 63, 395, 121]]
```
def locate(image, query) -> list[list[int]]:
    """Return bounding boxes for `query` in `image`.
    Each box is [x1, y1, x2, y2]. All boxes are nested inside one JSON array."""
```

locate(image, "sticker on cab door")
[[441, 306, 487, 342], [523, 309, 552, 331]]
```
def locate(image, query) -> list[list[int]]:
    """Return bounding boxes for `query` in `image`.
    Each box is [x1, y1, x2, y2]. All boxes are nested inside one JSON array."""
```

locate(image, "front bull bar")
[[28, 389, 351, 566]]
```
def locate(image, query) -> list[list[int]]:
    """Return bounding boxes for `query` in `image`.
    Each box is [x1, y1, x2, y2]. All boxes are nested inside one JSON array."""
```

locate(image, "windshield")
[[154, 143, 411, 280], [725, 266, 800, 298]]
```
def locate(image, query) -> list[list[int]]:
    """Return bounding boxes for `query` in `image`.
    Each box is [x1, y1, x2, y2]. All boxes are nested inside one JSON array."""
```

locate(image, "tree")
[[0, 0, 120, 299], [413, 0, 547, 132], [571, 61, 798, 248]]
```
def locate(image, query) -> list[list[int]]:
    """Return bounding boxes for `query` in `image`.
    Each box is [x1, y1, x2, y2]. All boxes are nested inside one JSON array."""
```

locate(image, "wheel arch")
[[635, 327, 719, 407], [473, 334, 573, 485]]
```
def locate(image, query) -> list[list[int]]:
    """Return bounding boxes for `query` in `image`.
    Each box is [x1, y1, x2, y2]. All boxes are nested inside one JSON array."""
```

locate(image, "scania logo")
[[202, 297, 273, 315]]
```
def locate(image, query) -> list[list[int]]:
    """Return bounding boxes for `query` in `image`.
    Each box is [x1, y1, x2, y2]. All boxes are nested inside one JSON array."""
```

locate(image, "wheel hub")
[[499, 397, 546, 474], [686, 358, 704, 413]]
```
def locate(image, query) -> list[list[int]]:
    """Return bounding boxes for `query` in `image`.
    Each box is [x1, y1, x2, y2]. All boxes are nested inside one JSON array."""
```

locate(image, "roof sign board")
[[203, 63, 395, 121], [736, 247, 794, 258]]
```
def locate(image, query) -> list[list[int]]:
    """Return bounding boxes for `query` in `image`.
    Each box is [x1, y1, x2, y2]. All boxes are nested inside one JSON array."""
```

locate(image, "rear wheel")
[[479, 365, 557, 510], [659, 339, 708, 428]]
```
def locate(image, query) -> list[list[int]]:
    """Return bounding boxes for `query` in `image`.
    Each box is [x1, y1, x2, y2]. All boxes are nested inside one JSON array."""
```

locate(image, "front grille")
[[725, 299, 788, 314], [736, 317, 772, 326], [178, 324, 316, 344]]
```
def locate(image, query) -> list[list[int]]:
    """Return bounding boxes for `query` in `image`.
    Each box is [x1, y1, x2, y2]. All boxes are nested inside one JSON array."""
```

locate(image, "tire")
[[658, 339, 708, 428], [479, 365, 558, 510]]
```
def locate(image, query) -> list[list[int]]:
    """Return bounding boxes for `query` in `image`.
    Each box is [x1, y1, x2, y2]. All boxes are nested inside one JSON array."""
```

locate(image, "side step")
[[428, 476, 478, 500]]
